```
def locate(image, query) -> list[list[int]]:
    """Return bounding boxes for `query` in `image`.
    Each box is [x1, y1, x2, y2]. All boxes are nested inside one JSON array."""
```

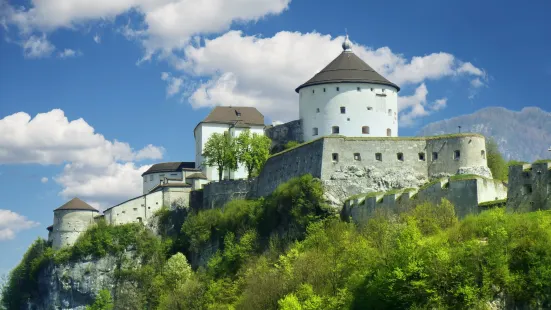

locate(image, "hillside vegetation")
[[3, 175, 551, 309]]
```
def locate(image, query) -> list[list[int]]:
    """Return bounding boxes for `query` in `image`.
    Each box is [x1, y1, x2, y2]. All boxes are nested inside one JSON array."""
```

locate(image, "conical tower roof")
[[295, 36, 400, 93], [54, 197, 99, 212]]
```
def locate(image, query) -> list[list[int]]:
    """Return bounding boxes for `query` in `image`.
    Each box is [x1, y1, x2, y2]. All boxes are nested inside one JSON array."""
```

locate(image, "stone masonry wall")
[[202, 179, 257, 209], [264, 120, 304, 153], [342, 176, 507, 224], [507, 162, 551, 212]]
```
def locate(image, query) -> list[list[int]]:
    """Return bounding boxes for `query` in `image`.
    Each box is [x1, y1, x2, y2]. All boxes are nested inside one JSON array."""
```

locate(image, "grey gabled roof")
[[295, 51, 400, 93], [55, 198, 99, 212], [186, 172, 208, 180], [202, 107, 264, 126], [142, 162, 196, 176]]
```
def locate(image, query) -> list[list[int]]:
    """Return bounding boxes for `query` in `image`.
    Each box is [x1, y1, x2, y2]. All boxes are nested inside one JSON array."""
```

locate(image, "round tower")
[[296, 35, 400, 142], [51, 197, 99, 250]]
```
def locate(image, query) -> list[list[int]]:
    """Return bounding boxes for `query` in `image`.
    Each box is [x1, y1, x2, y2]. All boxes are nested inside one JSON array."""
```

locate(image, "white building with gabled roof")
[[194, 106, 265, 181]]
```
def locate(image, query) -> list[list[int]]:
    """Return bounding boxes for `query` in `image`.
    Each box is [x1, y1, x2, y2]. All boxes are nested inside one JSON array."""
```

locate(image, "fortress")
[[47, 36, 542, 249]]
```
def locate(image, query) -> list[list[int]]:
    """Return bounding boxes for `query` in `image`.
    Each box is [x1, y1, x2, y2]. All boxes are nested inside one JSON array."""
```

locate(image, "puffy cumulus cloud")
[[3, 0, 290, 56], [22, 34, 55, 58], [161, 72, 184, 97], [0, 209, 39, 241], [55, 162, 151, 208], [0, 109, 164, 208], [175, 31, 485, 122], [398, 83, 447, 127], [0, 109, 163, 166], [58, 48, 82, 58]]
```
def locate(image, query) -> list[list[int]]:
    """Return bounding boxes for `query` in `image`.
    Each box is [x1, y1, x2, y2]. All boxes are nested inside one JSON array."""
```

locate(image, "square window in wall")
[[375, 153, 382, 161], [354, 153, 361, 161], [332, 126, 340, 134], [312, 128, 318, 136], [340, 106, 346, 114], [357, 87, 361, 92], [454, 150, 461, 160], [367, 106, 373, 111], [523, 184, 533, 195], [419, 152, 426, 161], [332, 153, 339, 162], [362, 126, 370, 134], [432, 152, 439, 161], [133, 208, 138, 211], [397, 153, 404, 161], [347, 118, 350, 121]]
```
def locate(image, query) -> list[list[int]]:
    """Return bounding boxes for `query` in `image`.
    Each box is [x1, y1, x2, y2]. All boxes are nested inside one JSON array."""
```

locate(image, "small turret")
[[51, 198, 99, 250]]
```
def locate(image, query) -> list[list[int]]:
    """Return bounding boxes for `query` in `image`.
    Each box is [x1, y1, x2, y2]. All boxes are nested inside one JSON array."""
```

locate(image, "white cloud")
[[93, 34, 101, 44], [4, 0, 291, 57], [58, 48, 81, 58], [0, 109, 163, 166], [174, 30, 485, 122], [0, 210, 39, 241], [0, 109, 164, 208], [22, 34, 54, 58], [470, 78, 484, 88], [458, 62, 484, 76], [41, 177, 49, 183], [398, 83, 447, 126], [161, 72, 184, 97]]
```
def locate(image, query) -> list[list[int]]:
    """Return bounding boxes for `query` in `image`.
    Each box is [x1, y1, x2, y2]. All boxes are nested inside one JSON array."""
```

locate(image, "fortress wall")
[[104, 195, 146, 225], [476, 178, 507, 204], [202, 179, 256, 209], [426, 135, 488, 178], [320, 137, 429, 180], [52, 210, 97, 250], [344, 177, 496, 223], [144, 190, 164, 219], [162, 187, 191, 209], [507, 162, 551, 211], [256, 139, 325, 197], [265, 120, 304, 153]]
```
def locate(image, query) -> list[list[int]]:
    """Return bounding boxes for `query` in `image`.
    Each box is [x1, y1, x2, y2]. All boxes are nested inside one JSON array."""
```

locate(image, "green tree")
[[86, 289, 113, 310], [203, 132, 238, 181], [163, 253, 192, 290], [486, 137, 507, 181], [236, 129, 272, 179]]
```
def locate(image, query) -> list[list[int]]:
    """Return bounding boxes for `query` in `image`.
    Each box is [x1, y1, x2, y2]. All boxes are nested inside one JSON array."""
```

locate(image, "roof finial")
[[342, 30, 352, 52]]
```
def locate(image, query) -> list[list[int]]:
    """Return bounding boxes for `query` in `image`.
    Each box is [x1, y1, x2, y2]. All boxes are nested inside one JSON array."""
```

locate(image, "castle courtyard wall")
[[202, 179, 256, 209], [507, 162, 551, 212]]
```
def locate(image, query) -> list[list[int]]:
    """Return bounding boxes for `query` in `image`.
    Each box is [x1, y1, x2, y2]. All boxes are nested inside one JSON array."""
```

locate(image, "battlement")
[[342, 175, 507, 223], [507, 160, 551, 212]]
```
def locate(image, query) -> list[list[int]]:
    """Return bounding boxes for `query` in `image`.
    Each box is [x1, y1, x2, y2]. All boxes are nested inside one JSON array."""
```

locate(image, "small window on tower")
[[332, 153, 339, 162], [481, 150, 486, 159], [323, 88, 326, 92], [388, 109, 392, 116], [367, 107, 373, 111], [397, 153, 404, 161], [454, 150, 461, 160], [336, 87, 340, 91], [419, 153, 425, 161], [340, 107, 346, 114], [386, 128, 392, 137], [432, 152, 438, 161], [354, 153, 361, 161], [316, 108, 320, 113], [375, 153, 382, 161], [362, 126, 370, 134], [332, 126, 340, 134], [312, 128, 318, 136], [357, 87, 361, 92], [312, 89, 315, 94]]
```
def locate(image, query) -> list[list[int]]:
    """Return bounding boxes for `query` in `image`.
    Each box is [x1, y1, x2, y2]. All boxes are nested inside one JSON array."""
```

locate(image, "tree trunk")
[[218, 166, 223, 181]]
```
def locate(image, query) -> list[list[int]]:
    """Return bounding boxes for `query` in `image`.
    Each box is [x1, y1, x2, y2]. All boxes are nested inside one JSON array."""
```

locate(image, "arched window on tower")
[[332, 126, 340, 134], [387, 128, 392, 137], [362, 126, 370, 134]]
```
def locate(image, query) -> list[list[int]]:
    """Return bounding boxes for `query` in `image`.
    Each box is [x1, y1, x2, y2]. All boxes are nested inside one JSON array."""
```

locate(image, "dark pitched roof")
[[55, 198, 99, 212], [202, 107, 264, 126], [142, 162, 195, 176], [295, 51, 400, 93], [187, 172, 208, 180]]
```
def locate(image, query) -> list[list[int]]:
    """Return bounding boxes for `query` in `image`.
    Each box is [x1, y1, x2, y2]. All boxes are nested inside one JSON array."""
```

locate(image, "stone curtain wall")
[[343, 176, 508, 224], [264, 120, 304, 153], [256, 139, 325, 197], [507, 162, 551, 212], [319, 135, 490, 206], [202, 179, 257, 209]]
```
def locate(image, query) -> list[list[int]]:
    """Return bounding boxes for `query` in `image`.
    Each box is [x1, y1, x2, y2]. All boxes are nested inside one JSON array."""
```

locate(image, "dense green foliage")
[[236, 129, 272, 179], [202, 132, 238, 181], [86, 289, 114, 310], [486, 137, 508, 181], [6, 175, 551, 309], [283, 141, 300, 150]]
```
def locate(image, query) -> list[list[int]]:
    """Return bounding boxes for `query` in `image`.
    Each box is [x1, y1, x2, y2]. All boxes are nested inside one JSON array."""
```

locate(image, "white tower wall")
[[299, 82, 399, 142], [52, 210, 97, 250]]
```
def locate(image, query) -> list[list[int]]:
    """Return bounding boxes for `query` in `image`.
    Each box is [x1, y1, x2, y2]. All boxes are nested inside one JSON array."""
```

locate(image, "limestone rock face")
[[30, 255, 120, 310], [323, 165, 428, 207], [457, 166, 493, 179]]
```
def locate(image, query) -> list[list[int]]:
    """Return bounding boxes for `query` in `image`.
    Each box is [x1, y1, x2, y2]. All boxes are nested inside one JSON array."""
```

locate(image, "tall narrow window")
[[336, 87, 340, 91], [340, 107, 346, 114], [332, 126, 340, 134], [481, 150, 486, 159], [432, 152, 438, 161], [312, 128, 318, 136], [362, 126, 370, 134], [454, 150, 461, 160], [332, 153, 339, 162], [357, 87, 361, 92], [397, 153, 404, 161], [388, 109, 392, 116], [323, 88, 326, 92], [386, 128, 392, 136], [312, 89, 315, 94], [316, 108, 320, 113]]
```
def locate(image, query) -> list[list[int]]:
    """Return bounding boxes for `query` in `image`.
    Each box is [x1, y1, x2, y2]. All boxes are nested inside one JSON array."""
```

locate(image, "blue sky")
[[0, 0, 550, 275]]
